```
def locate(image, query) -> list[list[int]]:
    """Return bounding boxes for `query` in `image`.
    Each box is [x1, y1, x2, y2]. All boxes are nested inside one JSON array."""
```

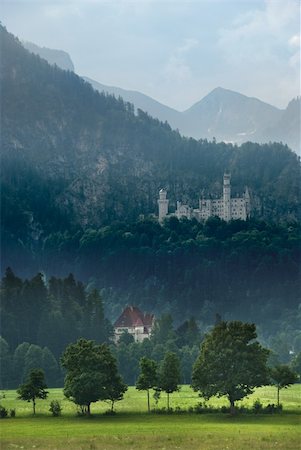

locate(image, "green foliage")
[[1, 219, 300, 390], [151, 314, 176, 345], [0, 405, 8, 418], [136, 357, 158, 412], [159, 352, 181, 410], [61, 338, 127, 415], [118, 330, 135, 345], [0, 269, 110, 388], [0, 337, 12, 389], [192, 321, 270, 411], [49, 400, 62, 416], [252, 399, 263, 413], [270, 364, 299, 406], [17, 369, 48, 415]]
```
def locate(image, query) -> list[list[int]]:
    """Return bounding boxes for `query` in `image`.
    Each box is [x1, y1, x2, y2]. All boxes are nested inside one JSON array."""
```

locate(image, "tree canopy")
[[159, 352, 181, 410], [136, 357, 158, 412], [192, 321, 270, 412], [61, 338, 126, 414], [270, 364, 299, 407], [17, 368, 48, 415]]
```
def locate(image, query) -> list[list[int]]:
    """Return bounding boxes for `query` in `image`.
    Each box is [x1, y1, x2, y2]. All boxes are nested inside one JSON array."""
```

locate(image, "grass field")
[[0, 385, 300, 450]]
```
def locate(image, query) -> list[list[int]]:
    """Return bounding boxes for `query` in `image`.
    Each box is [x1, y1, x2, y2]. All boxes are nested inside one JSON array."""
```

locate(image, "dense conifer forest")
[[1, 217, 300, 388]]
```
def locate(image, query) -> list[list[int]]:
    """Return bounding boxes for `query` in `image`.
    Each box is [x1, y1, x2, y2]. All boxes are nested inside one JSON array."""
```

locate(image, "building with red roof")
[[113, 305, 155, 343]]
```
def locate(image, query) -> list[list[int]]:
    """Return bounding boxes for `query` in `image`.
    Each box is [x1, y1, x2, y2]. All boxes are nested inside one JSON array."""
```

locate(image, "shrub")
[[174, 406, 186, 414], [104, 409, 116, 415], [49, 400, 62, 417], [194, 402, 208, 414], [264, 403, 283, 414], [220, 405, 230, 414], [0, 405, 8, 418], [9, 409, 16, 418], [252, 399, 263, 414], [194, 402, 221, 414], [153, 407, 170, 414]]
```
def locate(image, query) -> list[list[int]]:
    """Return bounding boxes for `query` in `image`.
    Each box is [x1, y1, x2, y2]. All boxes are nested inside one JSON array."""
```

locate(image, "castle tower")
[[158, 189, 169, 222], [223, 173, 231, 221], [244, 186, 251, 218]]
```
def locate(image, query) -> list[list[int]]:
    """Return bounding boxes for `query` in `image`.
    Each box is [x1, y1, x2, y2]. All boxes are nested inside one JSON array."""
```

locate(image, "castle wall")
[[158, 174, 249, 222]]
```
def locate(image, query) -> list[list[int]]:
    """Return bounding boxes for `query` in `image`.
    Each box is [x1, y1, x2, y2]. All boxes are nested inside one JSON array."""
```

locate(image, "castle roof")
[[114, 306, 154, 328]]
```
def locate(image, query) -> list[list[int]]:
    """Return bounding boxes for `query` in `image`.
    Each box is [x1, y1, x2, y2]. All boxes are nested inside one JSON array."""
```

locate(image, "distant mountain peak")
[[18, 35, 299, 154], [22, 41, 74, 72]]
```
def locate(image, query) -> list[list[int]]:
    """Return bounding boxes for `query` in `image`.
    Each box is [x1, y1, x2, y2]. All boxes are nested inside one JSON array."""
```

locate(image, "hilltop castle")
[[158, 174, 250, 222]]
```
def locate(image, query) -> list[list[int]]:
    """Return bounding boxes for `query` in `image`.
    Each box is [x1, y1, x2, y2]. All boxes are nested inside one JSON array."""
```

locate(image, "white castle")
[[158, 174, 250, 222]]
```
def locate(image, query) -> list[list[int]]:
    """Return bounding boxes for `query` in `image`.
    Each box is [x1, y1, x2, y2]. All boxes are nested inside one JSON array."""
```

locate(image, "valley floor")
[[0, 386, 300, 450]]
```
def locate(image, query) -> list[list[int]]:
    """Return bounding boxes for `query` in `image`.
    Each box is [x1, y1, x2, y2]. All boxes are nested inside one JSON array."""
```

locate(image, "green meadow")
[[0, 385, 300, 450]]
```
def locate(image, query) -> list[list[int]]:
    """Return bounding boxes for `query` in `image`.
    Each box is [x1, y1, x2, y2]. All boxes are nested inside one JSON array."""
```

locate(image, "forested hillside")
[[1, 24, 300, 244], [2, 217, 300, 343], [1, 250, 300, 389], [0, 24, 300, 384]]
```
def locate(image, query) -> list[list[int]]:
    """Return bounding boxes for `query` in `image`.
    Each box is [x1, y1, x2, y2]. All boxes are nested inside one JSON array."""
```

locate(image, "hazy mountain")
[[86, 80, 299, 154], [22, 41, 74, 71], [182, 87, 282, 142], [263, 97, 300, 154], [23, 40, 299, 153], [182, 89, 300, 154], [84, 76, 183, 129]]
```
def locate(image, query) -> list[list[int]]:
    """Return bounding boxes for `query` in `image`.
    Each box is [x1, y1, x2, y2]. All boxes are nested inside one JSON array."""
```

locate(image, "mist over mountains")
[[23, 40, 300, 154], [22, 41, 74, 72], [2, 25, 299, 238], [1, 25, 300, 359]]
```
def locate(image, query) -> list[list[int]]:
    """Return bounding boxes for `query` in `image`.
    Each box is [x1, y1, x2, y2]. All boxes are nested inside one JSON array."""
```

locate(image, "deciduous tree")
[[158, 352, 181, 411], [136, 357, 158, 412], [270, 364, 298, 407], [17, 368, 48, 415], [192, 321, 270, 413], [61, 338, 126, 415]]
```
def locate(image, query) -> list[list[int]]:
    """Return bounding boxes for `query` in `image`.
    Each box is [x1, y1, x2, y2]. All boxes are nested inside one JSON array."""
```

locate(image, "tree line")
[[1, 229, 301, 390], [13, 322, 299, 417], [3, 216, 300, 324]]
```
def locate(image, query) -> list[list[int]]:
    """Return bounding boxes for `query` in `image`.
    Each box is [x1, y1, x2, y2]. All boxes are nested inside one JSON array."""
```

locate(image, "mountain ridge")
[[2, 23, 300, 248], [21, 39, 300, 153]]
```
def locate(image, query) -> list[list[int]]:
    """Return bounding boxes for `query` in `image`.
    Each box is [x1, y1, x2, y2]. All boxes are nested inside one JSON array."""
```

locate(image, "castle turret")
[[223, 173, 231, 221], [158, 189, 169, 222], [244, 186, 251, 218]]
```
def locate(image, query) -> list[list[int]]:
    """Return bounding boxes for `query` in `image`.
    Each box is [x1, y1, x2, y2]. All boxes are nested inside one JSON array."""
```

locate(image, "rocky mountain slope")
[[182, 87, 281, 143], [1, 24, 300, 248]]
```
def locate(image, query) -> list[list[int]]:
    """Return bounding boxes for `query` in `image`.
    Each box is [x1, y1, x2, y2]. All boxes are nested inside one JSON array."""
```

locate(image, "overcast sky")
[[1, 0, 300, 111]]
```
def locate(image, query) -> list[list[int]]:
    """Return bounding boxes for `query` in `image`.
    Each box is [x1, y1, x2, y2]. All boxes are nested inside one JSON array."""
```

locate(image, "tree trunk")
[[87, 403, 91, 416], [111, 401, 114, 413], [229, 397, 236, 415], [147, 389, 150, 413], [33, 398, 36, 415]]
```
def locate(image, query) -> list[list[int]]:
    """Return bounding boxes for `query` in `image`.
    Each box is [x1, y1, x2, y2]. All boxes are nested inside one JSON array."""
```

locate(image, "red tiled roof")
[[114, 306, 154, 328], [143, 313, 154, 327]]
